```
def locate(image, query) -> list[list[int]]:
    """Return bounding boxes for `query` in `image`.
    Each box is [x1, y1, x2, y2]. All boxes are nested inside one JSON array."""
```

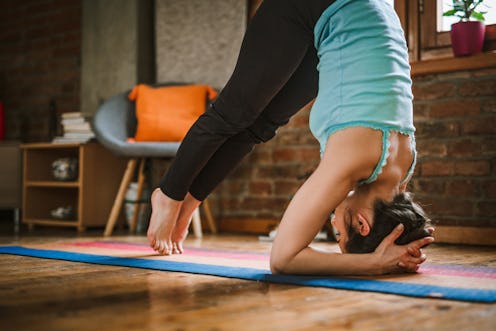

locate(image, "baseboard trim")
[[218, 219, 496, 246], [217, 218, 279, 234], [434, 226, 496, 246]]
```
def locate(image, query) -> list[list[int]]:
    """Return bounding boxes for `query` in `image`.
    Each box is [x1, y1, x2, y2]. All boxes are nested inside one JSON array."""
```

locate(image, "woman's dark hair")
[[345, 192, 432, 254]]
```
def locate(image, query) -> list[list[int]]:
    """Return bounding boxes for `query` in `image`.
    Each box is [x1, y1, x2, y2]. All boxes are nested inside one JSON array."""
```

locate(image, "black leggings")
[[159, 0, 335, 201]]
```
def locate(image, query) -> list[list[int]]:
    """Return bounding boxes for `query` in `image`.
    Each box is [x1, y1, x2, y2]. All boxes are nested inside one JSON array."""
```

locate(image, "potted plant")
[[443, 0, 487, 56]]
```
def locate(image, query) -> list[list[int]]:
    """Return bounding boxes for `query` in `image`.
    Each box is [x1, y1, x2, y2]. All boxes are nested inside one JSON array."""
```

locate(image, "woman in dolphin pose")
[[147, 0, 434, 275]]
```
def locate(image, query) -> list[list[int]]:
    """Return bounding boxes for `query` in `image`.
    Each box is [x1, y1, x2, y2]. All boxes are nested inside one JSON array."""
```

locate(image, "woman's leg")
[[170, 47, 319, 253], [149, 0, 332, 254], [160, 0, 319, 201]]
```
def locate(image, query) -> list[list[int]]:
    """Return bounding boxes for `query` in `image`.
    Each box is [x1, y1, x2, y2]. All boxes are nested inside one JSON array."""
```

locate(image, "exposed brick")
[[299, 146, 320, 161], [455, 161, 491, 176], [272, 146, 319, 163], [421, 161, 455, 176], [274, 180, 302, 196], [437, 71, 472, 81], [412, 82, 456, 100], [412, 74, 436, 83], [416, 140, 447, 158], [458, 79, 496, 97], [429, 100, 480, 118], [247, 149, 272, 164], [471, 68, 496, 77], [481, 137, 496, 155], [241, 197, 289, 213], [273, 147, 299, 163], [482, 100, 496, 113], [476, 201, 496, 217], [286, 112, 309, 128], [412, 179, 446, 195], [445, 179, 478, 197], [256, 164, 305, 180], [482, 180, 496, 199], [425, 198, 474, 217], [447, 139, 482, 157], [249, 181, 272, 196], [414, 121, 459, 138], [413, 103, 430, 120], [0, 0, 81, 142], [463, 117, 496, 135]]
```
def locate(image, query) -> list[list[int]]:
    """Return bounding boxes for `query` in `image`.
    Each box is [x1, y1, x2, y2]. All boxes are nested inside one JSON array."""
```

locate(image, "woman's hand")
[[372, 223, 435, 274]]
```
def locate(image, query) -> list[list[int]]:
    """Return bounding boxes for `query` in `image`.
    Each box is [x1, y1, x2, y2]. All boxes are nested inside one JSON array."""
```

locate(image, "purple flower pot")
[[450, 21, 486, 57]]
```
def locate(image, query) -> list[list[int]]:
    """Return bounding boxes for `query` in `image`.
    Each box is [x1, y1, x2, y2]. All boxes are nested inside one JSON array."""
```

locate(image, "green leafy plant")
[[443, 0, 487, 21]]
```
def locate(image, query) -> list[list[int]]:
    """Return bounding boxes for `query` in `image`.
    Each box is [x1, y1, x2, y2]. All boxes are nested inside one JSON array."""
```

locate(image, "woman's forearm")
[[271, 246, 381, 276]]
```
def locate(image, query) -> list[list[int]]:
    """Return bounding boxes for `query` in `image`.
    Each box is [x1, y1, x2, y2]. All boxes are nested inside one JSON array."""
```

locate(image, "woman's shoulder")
[[323, 127, 384, 183]]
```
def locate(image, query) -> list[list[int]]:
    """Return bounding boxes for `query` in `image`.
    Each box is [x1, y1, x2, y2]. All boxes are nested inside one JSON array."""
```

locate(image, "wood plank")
[[21, 142, 83, 149], [22, 219, 78, 226], [0, 234, 495, 331], [411, 51, 496, 76], [25, 181, 79, 188]]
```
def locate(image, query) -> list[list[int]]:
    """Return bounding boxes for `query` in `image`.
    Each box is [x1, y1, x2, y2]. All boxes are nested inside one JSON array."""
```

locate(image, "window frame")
[[402, 0, 496, 62]]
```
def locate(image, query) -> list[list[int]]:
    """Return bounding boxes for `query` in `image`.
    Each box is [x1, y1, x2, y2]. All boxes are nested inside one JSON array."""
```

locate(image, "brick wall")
[[208, 104, 320, 221], [412, 69, 496, 228], [0, 0, 81, 142], [209, 68, 496, 229], [1, 1, 494, 230]]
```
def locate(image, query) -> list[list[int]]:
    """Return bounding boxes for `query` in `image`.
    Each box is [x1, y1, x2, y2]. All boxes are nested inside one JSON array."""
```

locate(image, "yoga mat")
[[1, 241, 495, 303]]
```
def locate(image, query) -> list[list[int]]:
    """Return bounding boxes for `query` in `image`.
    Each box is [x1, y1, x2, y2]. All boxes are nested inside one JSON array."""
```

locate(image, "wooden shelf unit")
[[21, 142, 127, 232]]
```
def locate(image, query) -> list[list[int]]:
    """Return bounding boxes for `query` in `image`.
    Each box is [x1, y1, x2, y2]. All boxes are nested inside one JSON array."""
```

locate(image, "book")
[[52, 112, 95, 144]]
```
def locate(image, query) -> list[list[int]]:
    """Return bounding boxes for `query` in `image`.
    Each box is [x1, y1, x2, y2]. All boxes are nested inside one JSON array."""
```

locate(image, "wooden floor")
[[0, 224, 495, 331]]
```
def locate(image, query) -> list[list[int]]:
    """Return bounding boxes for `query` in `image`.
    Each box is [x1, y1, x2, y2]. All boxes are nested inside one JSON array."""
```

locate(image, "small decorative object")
[[50, 206, 74, 220], [52, 157, 78, 181], [443, 0, 488, 56]]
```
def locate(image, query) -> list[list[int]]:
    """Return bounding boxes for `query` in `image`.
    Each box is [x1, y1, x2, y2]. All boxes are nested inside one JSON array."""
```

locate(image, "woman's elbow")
[[269, 253, 290, 275]]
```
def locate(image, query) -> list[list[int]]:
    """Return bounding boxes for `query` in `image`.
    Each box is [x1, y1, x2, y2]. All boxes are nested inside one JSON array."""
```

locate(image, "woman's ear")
[[356, 212, 371, 236]]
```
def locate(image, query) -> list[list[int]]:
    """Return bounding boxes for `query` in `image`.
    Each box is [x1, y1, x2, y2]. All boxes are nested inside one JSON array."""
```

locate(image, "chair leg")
[[191, 207, 203, 238], [202, 199, 217, 234], [104, 159, 137, 237], [129, 158, 146, 233]]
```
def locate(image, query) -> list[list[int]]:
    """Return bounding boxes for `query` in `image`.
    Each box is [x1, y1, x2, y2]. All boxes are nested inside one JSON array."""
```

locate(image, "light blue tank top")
[[309, 0, 415, 184]]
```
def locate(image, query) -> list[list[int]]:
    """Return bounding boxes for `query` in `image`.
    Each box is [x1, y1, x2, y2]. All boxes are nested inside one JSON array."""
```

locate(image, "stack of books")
[[52, 112, 95, 143]]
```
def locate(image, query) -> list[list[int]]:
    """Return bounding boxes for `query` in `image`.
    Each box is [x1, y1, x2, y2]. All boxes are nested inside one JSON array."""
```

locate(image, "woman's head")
[[331, 191, 432, 253]]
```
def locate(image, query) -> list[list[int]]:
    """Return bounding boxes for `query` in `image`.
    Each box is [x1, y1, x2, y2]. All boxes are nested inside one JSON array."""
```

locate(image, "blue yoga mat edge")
[[1, 245, 495, 303]]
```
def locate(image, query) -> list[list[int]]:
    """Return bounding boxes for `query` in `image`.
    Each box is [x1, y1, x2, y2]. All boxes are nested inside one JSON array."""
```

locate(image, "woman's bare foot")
[[147, 188, 183, 255], [171, 193, 201, 254]]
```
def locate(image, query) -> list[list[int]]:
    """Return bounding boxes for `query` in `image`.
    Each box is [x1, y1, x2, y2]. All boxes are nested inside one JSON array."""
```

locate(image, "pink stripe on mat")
[[62, 241, 269, 261], [62, 241, 496, 279], [419, 265, 496, 279]]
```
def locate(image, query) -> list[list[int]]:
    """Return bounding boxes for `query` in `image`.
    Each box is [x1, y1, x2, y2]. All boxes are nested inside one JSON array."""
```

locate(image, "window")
[[437, 1, 496, 31], [418, 0, 496, 61]]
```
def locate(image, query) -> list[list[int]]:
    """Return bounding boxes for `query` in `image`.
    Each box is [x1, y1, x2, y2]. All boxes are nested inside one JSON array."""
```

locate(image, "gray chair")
[[93, 83, 217, 237]]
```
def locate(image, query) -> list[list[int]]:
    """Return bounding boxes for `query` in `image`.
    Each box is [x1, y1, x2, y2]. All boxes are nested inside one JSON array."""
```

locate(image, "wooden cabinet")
[[21, 142, 126, 232]]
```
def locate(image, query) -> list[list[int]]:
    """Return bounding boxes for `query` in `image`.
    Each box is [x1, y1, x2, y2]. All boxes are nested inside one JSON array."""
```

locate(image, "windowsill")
[[411, 51, 496, 76]]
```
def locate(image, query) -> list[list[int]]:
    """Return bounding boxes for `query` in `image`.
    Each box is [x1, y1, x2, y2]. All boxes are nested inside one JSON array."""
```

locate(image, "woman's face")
[[330, 190, 374, 253], [330, 192, 356, 253]]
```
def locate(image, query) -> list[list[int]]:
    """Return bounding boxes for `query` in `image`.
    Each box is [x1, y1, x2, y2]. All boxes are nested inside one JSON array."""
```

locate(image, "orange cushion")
[[129, 84, 217, 142]]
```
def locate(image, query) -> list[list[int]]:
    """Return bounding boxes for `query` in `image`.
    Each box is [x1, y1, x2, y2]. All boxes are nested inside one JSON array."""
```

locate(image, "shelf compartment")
[[22, 145, 80, 182], [21, 142, 127, 232], [23, 186, 79, 222]]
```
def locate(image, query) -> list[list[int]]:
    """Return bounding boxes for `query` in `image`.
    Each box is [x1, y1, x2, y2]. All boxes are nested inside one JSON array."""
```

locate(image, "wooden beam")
[[218, 218, 496, 246], [411, 51, 496, 76]]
